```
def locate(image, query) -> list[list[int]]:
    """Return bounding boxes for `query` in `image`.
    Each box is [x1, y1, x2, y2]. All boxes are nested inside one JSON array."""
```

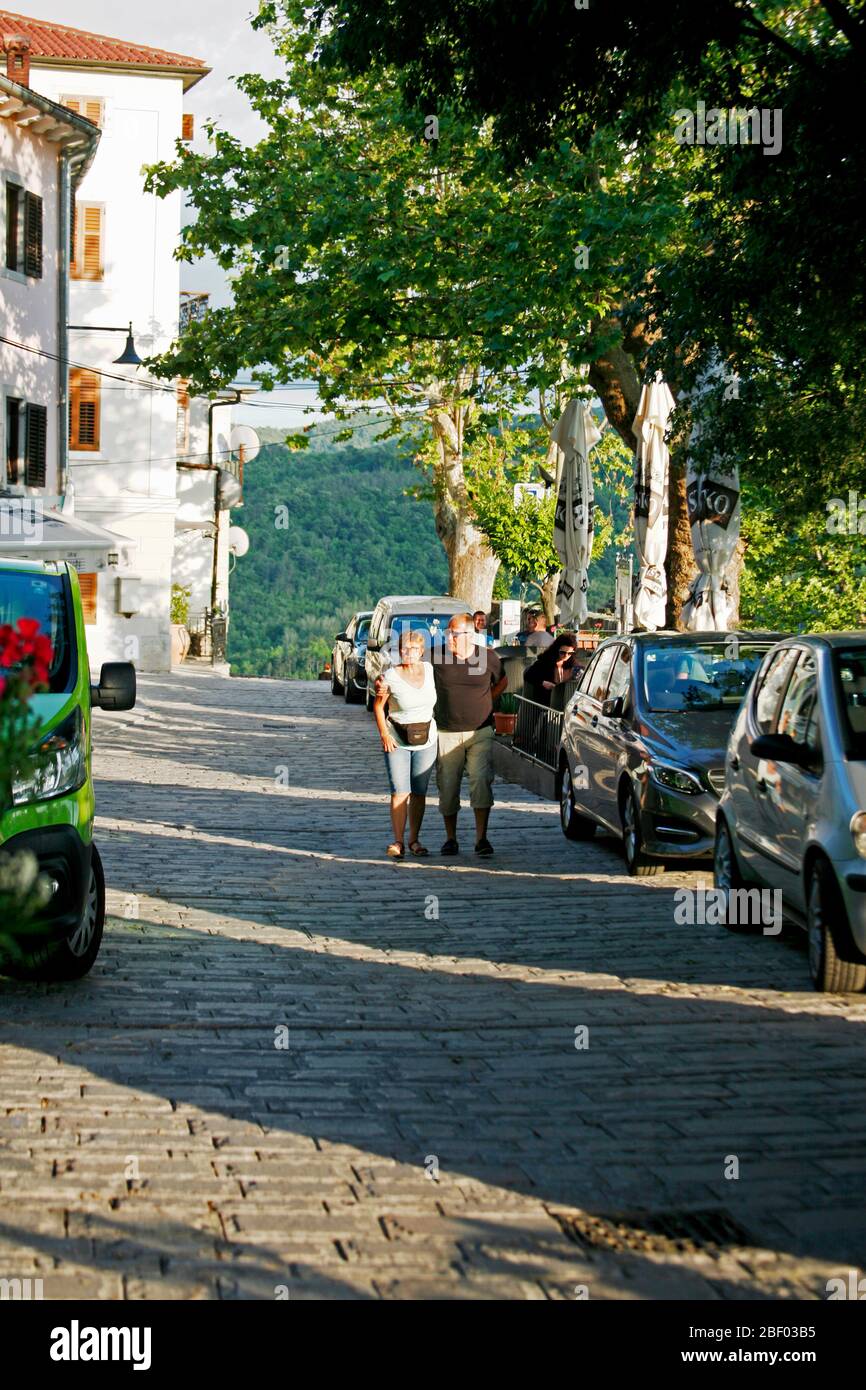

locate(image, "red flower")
[[0, 617, 54, 696]]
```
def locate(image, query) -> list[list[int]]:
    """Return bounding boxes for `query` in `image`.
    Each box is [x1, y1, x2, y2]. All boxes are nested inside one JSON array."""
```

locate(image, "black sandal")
[[386, 842, 405, 858]]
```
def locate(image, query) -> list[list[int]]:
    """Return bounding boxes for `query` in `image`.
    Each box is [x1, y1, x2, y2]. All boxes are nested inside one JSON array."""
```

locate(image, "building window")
[[77, 572, 98, 625], [71, 202, 104, 281], [69, 369, 101, 452], [4, 399, 47, 486], [61, 96, 104, 128], [176, 382, 190, 456], [5, 397, 21, 484], [182, 113, 194, 142], [4, 183, 42, 277]]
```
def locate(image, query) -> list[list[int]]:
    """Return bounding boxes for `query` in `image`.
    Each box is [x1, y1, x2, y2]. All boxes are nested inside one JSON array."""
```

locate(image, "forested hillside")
[[229, 422, 625, 679], [228, 425, 448, 678]]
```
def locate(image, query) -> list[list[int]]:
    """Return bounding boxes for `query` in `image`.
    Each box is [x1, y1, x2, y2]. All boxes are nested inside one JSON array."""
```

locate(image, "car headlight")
[[11, 710, 86, 806], [851, 811, 866, 859], [649, 763, 703, 796]]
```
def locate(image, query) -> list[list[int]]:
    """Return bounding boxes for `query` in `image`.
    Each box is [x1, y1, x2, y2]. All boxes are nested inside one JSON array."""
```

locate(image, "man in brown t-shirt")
[[433, 614, 507, 856]]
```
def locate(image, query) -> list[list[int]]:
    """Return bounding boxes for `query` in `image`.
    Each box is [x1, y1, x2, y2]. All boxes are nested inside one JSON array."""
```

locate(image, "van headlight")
[[851, 811, 866, 859], [12, 710, 86, 805]]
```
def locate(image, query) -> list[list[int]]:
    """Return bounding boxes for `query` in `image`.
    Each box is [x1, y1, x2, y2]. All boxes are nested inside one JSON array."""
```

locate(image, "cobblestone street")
[[2, 667, 866, 1299]]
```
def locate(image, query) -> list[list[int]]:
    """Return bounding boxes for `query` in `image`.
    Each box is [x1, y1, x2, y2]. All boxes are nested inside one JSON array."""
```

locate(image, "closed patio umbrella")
[[681, 462, 741, 631], [632, 376, 676, 631], [551, 399, 602, 627]]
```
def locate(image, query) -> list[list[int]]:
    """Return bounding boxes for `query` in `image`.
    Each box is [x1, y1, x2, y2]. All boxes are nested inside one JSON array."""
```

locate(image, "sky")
[[16, 1, 318, 428]]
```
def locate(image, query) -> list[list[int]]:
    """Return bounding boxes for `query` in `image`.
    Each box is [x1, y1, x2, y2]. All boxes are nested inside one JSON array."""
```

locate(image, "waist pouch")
[[392, 720, 431, 746]]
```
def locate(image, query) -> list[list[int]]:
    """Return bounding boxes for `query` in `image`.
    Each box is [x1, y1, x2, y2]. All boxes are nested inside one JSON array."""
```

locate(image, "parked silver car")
[[714, 634, 866, 993]]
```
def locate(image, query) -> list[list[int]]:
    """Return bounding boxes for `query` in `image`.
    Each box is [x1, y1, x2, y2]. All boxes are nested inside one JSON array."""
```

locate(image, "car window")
[[641, 640, 770, 713], [834, 645, 866, 757], [606, 645, 632, 704], [577, 649, 602, 693], [356, 617, 371, 642], [776, 650, 820, 757], [585, 645, 617, 702], [754, 648, 798, 732]]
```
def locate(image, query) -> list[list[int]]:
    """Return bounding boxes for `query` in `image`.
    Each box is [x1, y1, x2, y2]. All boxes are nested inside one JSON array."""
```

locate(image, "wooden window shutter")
[[69, 369, 101, 451], [24, 404, 47, 487], [176, 382, 190, 453], [182, 113, 194, 141], [78, 572, 98, 625], [71, 203, 103, 281], [23, 192, 43, 278], [62, 96, 103, 126]]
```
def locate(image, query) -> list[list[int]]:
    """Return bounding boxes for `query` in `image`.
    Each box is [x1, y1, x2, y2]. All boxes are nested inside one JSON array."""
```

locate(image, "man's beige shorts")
[[437, 726, 495, 816]]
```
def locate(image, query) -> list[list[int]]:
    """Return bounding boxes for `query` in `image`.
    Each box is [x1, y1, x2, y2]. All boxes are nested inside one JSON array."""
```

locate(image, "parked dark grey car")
[[331, 611, 373, 704], [557, 631, 785, 875]]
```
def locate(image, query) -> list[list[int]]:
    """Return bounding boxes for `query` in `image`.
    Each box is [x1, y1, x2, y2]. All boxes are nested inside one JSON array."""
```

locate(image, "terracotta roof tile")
[[0, 8, 207, 74]]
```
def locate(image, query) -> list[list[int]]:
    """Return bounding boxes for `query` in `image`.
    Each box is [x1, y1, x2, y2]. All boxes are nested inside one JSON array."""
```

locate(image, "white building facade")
[[2, 9, 224, 672], [1, 41, 99, 517]]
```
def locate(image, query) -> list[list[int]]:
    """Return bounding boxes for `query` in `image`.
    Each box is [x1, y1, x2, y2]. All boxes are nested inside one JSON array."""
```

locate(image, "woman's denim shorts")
[[383, 737, 437, 796]]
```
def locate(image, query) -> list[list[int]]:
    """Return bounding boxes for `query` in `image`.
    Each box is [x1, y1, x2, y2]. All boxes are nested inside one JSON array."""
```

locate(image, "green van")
[[0, 557, 136, 980]]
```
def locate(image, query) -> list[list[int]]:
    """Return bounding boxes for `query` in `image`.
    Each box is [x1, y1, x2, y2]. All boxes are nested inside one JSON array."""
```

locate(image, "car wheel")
[[713, 817, 760, 933], [559, 762, 595, 841], [807, 858, 866, 994], [344, 667, 365, 704], [366, 685, 375, 713], [6, 846, 106, 983], [620, 784, 664, 877], [330, 659, 344, 696]]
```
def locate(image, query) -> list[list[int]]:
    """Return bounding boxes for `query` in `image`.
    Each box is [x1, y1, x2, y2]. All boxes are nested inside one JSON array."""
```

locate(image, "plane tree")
[[144, 9, 677, 612]]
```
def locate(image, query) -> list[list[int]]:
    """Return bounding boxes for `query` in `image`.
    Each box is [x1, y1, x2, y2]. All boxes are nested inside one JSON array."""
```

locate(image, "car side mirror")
[[366, 640, 380, 652], [749, 732, 811, 767], [336, 631, 349, 642], [91, 662, 136, 712], [602, 695, 625, 719]]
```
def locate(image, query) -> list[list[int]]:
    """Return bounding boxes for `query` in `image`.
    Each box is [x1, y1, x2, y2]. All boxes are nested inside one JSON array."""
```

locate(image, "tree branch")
[[817, 0, 866, 50]]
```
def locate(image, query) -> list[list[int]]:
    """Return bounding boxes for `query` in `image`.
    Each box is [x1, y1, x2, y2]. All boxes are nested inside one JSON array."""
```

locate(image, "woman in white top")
[[373, 628, 437, 858]]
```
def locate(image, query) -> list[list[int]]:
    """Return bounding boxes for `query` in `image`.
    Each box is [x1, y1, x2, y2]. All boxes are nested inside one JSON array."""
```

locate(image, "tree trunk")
[[439, 508, 501, 611], [540, 573, 559, 625], [588, 337, 642, 451], [723, 536, 746, 627], [430, 405, 500, 612], [665, 444, 698, 630]]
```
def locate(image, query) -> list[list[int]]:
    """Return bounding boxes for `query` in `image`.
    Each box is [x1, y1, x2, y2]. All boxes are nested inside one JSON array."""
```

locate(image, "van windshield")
[[0, 570, 76, 694]]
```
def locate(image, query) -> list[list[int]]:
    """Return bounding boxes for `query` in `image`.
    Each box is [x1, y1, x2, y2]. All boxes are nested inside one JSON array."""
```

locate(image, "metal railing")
[[511, 694, 564, 770]]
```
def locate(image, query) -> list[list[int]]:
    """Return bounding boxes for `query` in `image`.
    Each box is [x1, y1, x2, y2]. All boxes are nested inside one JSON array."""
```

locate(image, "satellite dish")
[[230, 424, 260, 464], [228, 526, 250, 558]]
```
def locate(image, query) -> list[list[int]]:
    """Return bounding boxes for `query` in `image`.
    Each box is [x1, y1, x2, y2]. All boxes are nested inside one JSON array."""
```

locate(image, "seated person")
[[517, 611, 554, 651]]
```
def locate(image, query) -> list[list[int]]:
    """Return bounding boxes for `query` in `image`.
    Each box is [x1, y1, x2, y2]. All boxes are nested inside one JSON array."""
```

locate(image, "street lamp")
[[67, 322, 143, 366]]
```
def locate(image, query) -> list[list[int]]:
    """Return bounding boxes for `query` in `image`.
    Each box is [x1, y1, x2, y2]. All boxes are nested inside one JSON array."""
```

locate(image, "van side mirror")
[[336, 631, 349, 642], [749, 732, 811, 768], [602, 695, 625, 719], [365, 640, 380, 652], [91, 662, 136, 712]]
